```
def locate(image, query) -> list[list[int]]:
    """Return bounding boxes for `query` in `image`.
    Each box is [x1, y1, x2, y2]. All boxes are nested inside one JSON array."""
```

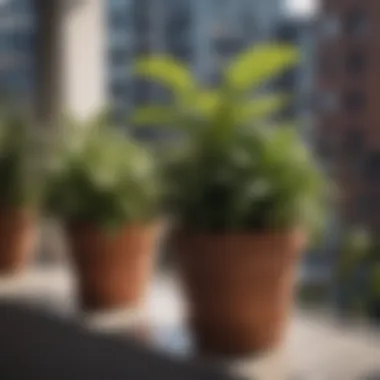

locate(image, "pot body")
[[67, 223, 159, 311], [175, 229, 307, 355], [0, 208, 36, 274]]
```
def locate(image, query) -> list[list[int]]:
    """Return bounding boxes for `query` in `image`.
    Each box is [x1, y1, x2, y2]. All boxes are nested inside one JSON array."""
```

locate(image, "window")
[[343, 128, 364, 156], [346, 50, 366, 75], [344, 10, 370, 37], [110, 81, 128, 99], [110, 48, 130, 66], [168, 44, 192, 62], [208, 70, 223, 87], [109, 0, 131, 12], [132, 79, 151, 104], [134, 40, 150, 56], [319, 14, 341, 39], [275, 68, 297, 89], [165, 6, 191, 49], [12, 31, 35, 52], [9, 0, 34, 14], [315, 92, 339, 113], [319, 54, 338, 79], [214, 36, 243, 57], [362, 152, 380, 181], [343, 91, 366, 112], [133, 4, 150, 35], [110, 14, 125, 30]]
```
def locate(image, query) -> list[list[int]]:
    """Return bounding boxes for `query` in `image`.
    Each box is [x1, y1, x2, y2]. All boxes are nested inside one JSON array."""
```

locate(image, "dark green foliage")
[[46, 116, 161, 230], [0, 113, 47, 208], [337, 229, 380, 319], [134, 44, 326, 232], [168, 126, 324, 231]]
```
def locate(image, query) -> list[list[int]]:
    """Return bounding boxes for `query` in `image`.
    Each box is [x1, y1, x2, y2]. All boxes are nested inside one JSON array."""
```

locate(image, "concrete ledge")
[[0, 267, 379, 380]]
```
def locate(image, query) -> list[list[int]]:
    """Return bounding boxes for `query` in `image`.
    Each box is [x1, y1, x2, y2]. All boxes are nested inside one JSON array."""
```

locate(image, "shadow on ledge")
[[0, 301, 243, 380]]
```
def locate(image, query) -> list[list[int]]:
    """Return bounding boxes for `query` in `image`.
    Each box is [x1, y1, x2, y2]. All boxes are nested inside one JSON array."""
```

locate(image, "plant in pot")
[[0, 113, 46, 274], [134, 44, 326, 354], [47, 115, 162, 311]]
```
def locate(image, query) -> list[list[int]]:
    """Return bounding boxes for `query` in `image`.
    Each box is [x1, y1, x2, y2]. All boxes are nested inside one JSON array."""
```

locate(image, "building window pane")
[[343, 128, 364, 156], [319, 14, 341, 39], [363, 152, 380, 181], [319, 55, 338, 79], [346, 50, 366, 75], [344, 91, 366, 112], [344, 10, 370, 37], [110, 48, 130, 66], [110, 81, 128, 99], [315, 92, 340, 113]]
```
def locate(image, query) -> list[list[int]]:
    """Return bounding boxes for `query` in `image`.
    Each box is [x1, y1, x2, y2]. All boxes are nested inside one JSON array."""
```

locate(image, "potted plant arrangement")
[[134, 44, 326, 354], [47, 115, 162, 310], [0, 113, 45, 274]]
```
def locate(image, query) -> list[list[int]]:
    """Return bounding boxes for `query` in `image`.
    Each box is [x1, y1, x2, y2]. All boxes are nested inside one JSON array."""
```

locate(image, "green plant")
[[336, 229, 380, 317], [0, 112, 47, 208], [338, 228, 372, 280], [133, 44, 326, 232], [47, 114, 161, 230]]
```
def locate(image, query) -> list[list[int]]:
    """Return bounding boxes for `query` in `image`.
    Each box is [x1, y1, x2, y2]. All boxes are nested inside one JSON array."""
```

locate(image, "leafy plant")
[[0, 112, 47, 208], [337, 228, 372, 279], [336, 229, 380, 318], [133, 44, 326, 232], [46, 114, 161, 230]]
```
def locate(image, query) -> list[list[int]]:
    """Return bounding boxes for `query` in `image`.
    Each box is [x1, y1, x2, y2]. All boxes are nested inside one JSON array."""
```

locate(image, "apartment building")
[[316, 0, 380, 231]]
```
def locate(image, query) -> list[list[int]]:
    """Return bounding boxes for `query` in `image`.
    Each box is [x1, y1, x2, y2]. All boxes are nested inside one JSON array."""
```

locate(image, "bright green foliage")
[[134, 44, 326, 232], [47, 114, 161, 230], [225, 44, 300, 91], [0, 113, 47, 208]]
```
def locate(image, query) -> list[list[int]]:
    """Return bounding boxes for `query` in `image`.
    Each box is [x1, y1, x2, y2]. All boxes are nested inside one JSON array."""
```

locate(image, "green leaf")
[[225, 44, 300, 92], [134, 56, 197, 98], [131, 45, 324, 233], [196, 91, 221, 118], [238, 94, 291, 123], [47, 115, 161, 228], [132, 106, 176, 127], [371, 265, 380, 297]]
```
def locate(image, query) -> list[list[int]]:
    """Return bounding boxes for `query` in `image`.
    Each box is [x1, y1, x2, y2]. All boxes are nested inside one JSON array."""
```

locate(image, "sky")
[[285, 0, 319, 17]]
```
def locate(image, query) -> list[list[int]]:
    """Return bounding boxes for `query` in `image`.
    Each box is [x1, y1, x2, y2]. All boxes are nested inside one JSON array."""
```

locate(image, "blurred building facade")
[[0, 0, 314, 126], [0, 0, 37, 105], [275, 18, 315, 120], [107, 0, 283, 124], [316, 0, 380, 233]]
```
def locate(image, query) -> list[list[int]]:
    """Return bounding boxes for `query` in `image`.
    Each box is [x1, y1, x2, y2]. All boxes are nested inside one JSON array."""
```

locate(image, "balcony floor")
[[0, 266, 379, 380]]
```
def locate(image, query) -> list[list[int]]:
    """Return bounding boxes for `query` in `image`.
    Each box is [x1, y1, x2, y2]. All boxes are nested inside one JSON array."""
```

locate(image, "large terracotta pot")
[[174, 229, 307, 355], [67, 223, 159, 311], [0, 208, 36, 274]]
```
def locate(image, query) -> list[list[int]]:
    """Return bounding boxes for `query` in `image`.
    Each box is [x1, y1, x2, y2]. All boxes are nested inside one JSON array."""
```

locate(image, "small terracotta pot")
[[0, 207, 36, 274], [174, 229, 307, 356], [67, 223, 159, 311]]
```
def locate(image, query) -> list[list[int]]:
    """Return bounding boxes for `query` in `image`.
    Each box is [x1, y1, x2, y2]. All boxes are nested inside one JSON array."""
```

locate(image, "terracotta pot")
[[174, 229, 307, 356], [67, 223, 159, 311], [0, 208, 36, 274]]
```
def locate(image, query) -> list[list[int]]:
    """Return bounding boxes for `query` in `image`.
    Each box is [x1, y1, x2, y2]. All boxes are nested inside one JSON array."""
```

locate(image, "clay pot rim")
[[0, 206, 38, 222], [172, 227, 306, 239], [171, 228, 309, 256], [65, 218, 167, 235]]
